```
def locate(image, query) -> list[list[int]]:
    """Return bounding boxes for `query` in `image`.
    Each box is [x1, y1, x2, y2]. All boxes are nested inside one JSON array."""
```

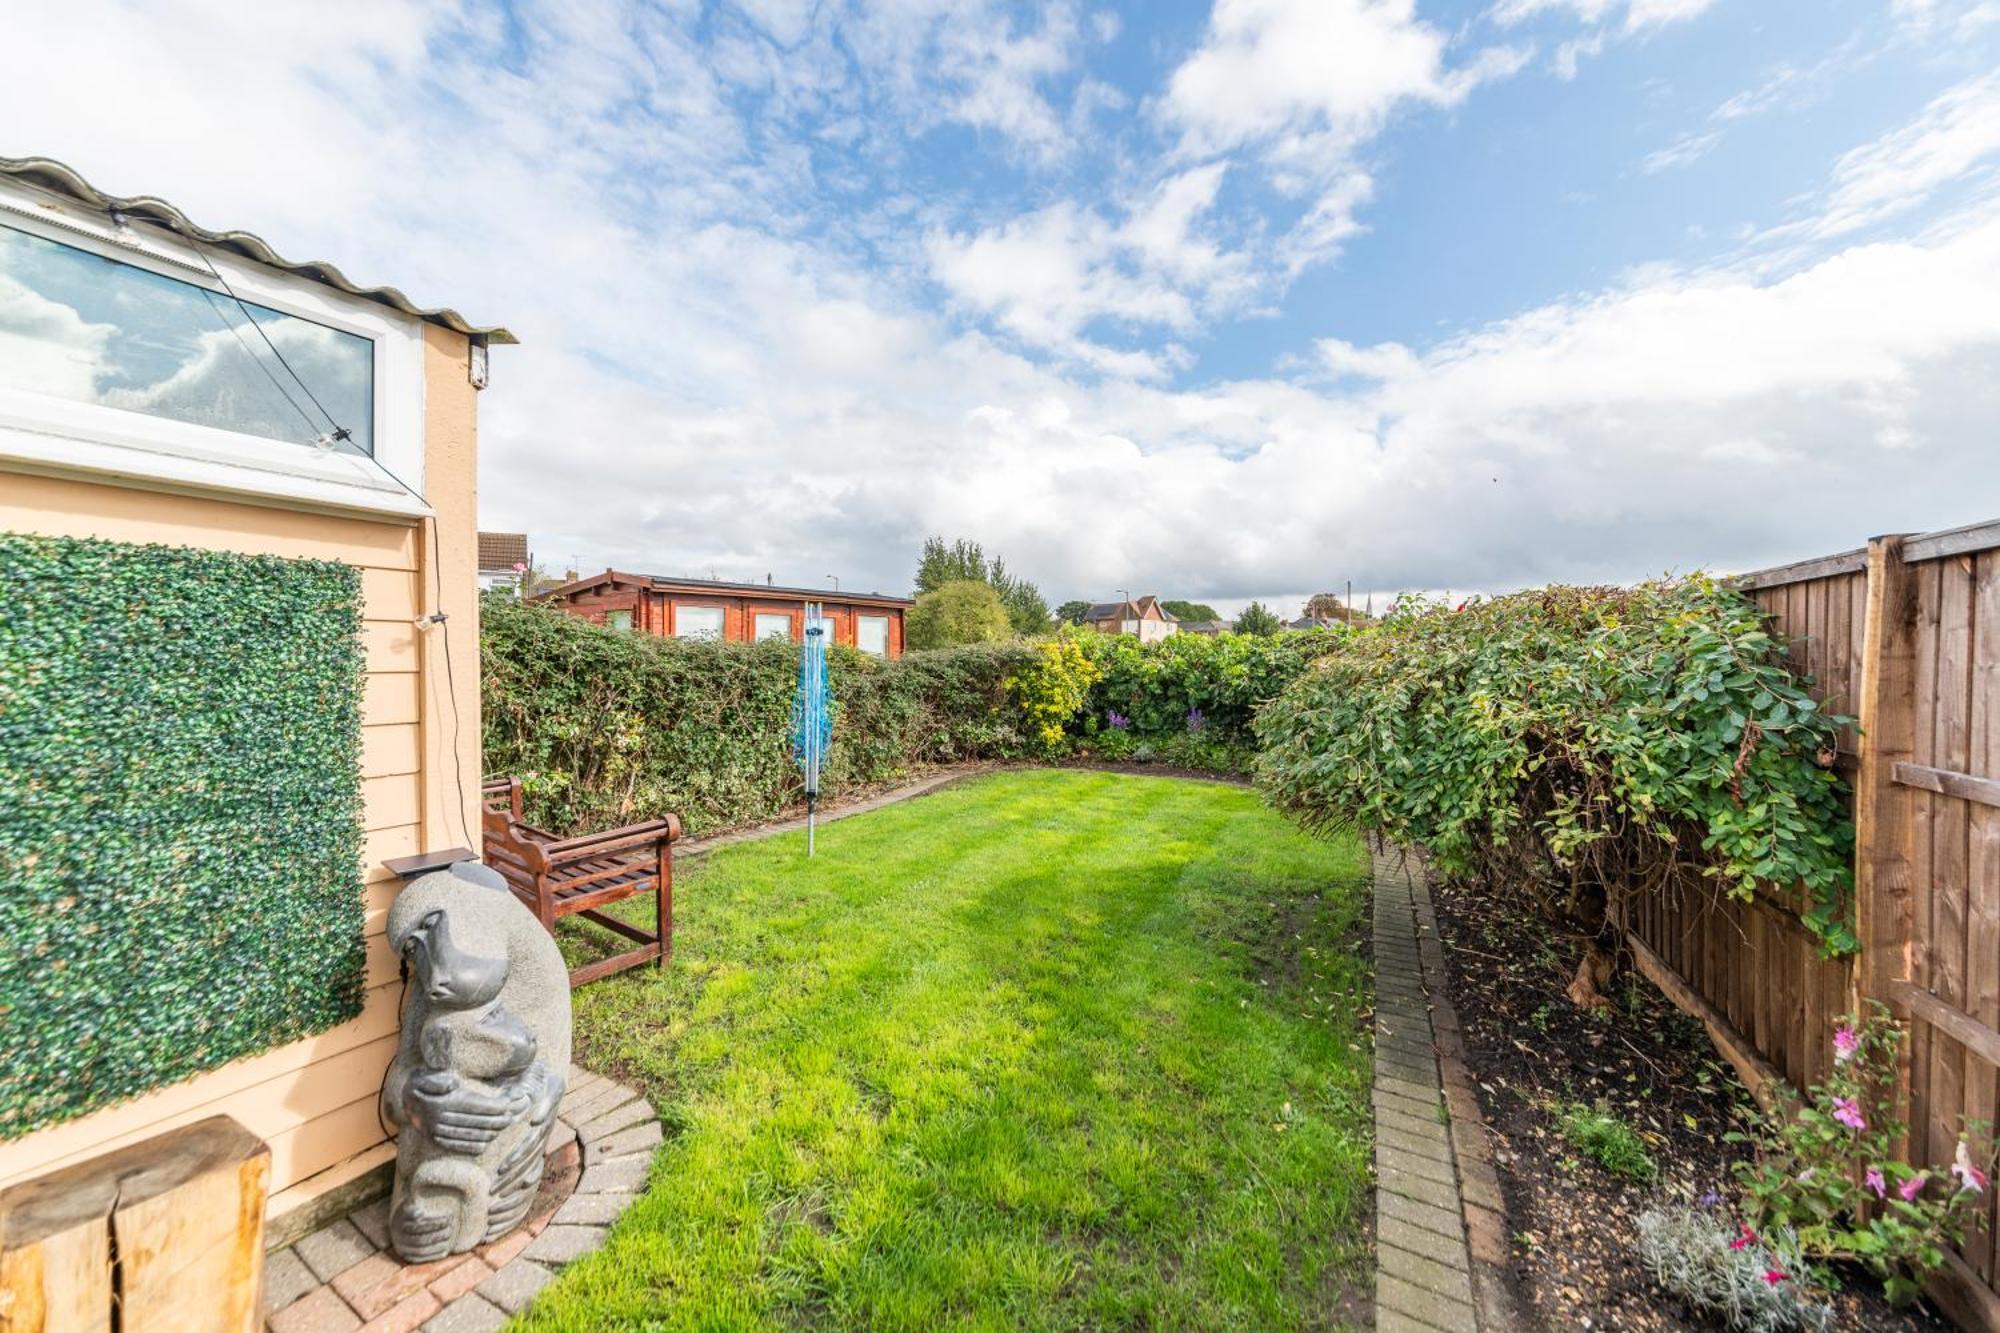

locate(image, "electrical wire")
[[178, 227, 352, 446], [192, 285, 328, 445], [91, 200, 478, 854]]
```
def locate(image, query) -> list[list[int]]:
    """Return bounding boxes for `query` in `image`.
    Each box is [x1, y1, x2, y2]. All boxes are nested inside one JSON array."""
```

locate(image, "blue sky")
[[7, 0, 2000, 614]]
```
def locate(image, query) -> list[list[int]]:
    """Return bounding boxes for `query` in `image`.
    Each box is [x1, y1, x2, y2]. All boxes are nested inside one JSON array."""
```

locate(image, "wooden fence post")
[[1855, 534, 1918, 1145]]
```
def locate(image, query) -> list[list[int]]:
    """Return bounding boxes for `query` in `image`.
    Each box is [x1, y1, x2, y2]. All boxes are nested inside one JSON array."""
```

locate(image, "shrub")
[[1254, 578, 1856, 951], [1079, 628, 1341, 761], [1731, 1005, 1995, 1304], [1637, 1207, 1834, 1332], [907, 579, 1014, 649], [483, 600, 1037, 835], [1006, 629, 1102, 753], [1559, 1100, 1658, 1183]]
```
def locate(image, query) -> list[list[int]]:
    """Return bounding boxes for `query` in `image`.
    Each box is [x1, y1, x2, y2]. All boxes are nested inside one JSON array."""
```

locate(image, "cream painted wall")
[[0, 324, 483, 1198]]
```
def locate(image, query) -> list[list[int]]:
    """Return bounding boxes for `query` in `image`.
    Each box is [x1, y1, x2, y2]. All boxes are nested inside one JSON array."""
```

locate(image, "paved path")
[[263, 1066, 660, 1333], [1371, 845, 1519, 1332]]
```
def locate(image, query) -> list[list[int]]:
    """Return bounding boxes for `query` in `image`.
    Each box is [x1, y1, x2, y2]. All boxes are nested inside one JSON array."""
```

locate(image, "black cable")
[[180, 229, 351, 443], [428, 513, 473, 853], [192, 286, 326, 443]]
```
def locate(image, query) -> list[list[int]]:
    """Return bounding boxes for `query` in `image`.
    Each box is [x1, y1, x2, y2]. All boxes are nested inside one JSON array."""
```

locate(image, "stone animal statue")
[[382, 862, 571, 1263]]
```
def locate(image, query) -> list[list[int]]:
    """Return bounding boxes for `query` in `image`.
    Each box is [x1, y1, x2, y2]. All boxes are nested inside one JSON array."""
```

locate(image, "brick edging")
[[1371, 842, 1522, 1332], [263, 1065, 659, 1332]]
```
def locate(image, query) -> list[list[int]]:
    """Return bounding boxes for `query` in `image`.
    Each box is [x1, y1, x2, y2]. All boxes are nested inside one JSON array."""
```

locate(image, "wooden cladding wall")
[[1628, 519, 2000, 1329]]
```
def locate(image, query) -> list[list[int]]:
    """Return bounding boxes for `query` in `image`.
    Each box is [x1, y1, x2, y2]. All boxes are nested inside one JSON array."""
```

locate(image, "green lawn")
[[521, 770, 1374, 1331]]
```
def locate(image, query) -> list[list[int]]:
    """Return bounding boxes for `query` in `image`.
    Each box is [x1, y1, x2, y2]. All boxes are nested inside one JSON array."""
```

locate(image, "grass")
[[518, 769, 1374, 1331], [1558, 1100, 1659, 1183]]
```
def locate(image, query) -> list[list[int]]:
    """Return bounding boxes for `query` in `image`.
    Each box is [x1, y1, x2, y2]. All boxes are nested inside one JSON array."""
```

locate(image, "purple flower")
[[1899, 1175, 1925, 1202], [1866, 1166, 1887, 1198], [1185, 707, 1206, 733], [1696, 1189, 1723, 1208], [1831, 1097, 1867, 1131], [1833, 1025, 1859, 1063], [1106, 711, 1130, 731]]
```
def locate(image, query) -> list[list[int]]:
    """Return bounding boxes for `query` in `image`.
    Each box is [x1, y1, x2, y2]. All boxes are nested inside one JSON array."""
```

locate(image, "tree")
[[915, 537, 989, 596], [914, 536, 1052, 636], [906, 579, 1014, 649], [1054, 600, 1092, 626], [1303, 592, 1366, 624], [1162, 599, 1220, 623], [1234, 601, 1282, 636], [990, 557, 1052, 635]]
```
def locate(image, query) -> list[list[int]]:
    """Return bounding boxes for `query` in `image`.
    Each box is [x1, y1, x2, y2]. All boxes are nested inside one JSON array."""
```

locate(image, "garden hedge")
[[0, 533, 365, 1139], [481, 601, 1336, 836]]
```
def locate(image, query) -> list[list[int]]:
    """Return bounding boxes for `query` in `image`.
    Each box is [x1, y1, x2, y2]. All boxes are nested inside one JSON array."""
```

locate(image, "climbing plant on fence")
[[0, 533, 365, 1139], [1254, 577, 1857, 952]]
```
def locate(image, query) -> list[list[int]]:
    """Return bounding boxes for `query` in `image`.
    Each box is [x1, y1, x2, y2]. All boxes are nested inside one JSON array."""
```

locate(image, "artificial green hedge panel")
[[0, 532, 366, 1139]]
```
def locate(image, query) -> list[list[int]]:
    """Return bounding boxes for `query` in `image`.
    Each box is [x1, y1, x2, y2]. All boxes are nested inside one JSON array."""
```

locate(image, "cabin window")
[[675, 606, 724, 640], [0, 221, 375, 454], [856, 615, 889, 657], [605, 609, 633, 632], [754, 613, 792, 641]]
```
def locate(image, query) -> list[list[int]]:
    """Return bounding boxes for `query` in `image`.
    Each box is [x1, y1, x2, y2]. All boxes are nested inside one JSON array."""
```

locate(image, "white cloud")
[[1492, 0, 1714, 78], [0, 271, 112, 399], [3, 0, 1999, 612], [1806, 70, 2000, 238]]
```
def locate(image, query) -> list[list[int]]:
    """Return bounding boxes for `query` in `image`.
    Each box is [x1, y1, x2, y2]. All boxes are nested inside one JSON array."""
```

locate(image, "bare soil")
[[1428, 874, 1946, 1331]]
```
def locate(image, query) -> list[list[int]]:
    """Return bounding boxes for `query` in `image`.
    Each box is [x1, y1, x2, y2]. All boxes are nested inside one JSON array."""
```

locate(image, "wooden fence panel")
[[1630, 522, 2000, 1328]]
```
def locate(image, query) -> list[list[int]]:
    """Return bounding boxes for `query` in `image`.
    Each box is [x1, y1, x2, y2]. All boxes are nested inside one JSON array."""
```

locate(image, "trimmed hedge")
[[481, 603, 1334, 837], [0, 533, 365, 1139], [481, 599, 1041, 835]]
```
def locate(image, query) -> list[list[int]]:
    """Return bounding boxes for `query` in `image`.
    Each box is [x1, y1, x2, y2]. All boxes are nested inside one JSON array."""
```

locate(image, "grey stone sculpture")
[[381, 862, 571, 1263]]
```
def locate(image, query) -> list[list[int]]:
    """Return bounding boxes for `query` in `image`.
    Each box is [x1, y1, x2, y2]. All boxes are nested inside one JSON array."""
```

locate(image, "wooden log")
[[0, 1116, 268, 1333]]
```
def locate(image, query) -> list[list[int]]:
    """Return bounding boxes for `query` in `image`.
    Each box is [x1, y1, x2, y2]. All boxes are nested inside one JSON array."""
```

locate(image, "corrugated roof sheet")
[[0, 155, 515, 344]]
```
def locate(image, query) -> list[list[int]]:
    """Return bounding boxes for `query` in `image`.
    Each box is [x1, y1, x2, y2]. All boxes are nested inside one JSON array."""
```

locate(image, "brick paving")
[[263, 1066, 657, 1332], [1371, 843, 1520, 1332]]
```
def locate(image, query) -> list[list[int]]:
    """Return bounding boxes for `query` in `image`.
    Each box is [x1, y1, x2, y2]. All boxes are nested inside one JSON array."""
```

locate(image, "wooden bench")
[[480, 777, 682, 988]]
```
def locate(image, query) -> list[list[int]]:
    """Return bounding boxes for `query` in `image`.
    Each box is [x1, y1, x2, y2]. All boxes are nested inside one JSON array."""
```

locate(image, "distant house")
[[544, 570, 913, 657], [1178, 620, 1232, 636], [477, 531, 530, 590], [1082, 596, 1179, 643]]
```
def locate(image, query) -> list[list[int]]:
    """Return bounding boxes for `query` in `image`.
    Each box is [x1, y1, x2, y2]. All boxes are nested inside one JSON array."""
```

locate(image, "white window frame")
[[753, 612, 792, 641], [0, 178, 429, 519], [674, 605, 725, 641], [855, 614, 890, 657]]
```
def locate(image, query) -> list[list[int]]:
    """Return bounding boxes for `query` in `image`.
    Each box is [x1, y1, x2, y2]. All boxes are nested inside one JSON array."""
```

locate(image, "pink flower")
[[1831, 1097, 1866, 1131], [1763, 1269, 1787, 1286], [1866, 1166, 1887, 1198], [513, 561, 528, 573], [1899, 1175, 1925, 1202], [1833, 1025, 1859, 1063], [1954, 1141, 1989, 1195], [1729, 1224, 1756, 1252]]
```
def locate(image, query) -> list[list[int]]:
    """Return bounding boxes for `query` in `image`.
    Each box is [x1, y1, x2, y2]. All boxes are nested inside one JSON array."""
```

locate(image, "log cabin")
[[543, 570, 914, 657]]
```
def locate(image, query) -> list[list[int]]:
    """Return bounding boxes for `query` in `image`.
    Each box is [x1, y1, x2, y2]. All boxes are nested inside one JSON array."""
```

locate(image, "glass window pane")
[[676, 606, 724, 640], [754, 613, 791, 641], [856, 615, 889, 656], [0, 222, 374, 454], [605, 610, 633, 632]]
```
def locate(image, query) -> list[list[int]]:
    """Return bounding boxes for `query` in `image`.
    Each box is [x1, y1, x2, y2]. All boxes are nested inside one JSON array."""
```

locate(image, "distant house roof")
[[1179, 620, 1231, 634], [544, 569, 913, 609], [0, 155, 515, 344], [1083, 596, 1176, 623], [478, 532, 530, 572]]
